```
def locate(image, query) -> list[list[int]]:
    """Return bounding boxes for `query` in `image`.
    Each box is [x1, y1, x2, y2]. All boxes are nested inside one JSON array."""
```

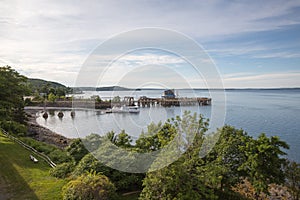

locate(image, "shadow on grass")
[[0, 136, 39, 200]]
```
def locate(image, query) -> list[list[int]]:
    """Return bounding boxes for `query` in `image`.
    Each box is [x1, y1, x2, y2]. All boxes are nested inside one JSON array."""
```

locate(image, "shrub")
[[73, 154, 143, 191], [62, 172, 117, 200], [48, 149, 73, 164], [72, 154, 103, 176], [0, 120, 27, 136], [50, 162, 75, 178], [66, 138, 89, 163], [20, 137, 56, 154]]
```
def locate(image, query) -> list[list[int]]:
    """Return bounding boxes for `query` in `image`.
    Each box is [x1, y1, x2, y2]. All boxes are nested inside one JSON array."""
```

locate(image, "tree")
[[284, 160, 300, 200], [106, 131, 117, 144], [62, 171, 117, 200], [66, 138, 89, 163], [56, 88, 66, 97], [239, 133, 289, 199], [139, 113, 290, 200], [50, 162, 75, 178], [0, 66, 29, 123], [112, 96, 121, 103], [72, 154, 104, 176], [73, 153, 144, 192], [205, 126, 251, 193], [139, 113, 218, 199], [114, 130, 132, 148], [104, 130, 133, 148], [48, 92, 57, 102], [135, 121, 177, 152]]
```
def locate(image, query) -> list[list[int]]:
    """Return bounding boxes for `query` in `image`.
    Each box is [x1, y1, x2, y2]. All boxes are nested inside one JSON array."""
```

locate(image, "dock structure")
[[137, 97, 211, 107], [29, 94, 211, 110], [123, 96, 135, 106]]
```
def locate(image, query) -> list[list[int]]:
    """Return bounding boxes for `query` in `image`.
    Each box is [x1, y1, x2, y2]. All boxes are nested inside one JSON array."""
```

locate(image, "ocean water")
[[36, 89, 300, 162]]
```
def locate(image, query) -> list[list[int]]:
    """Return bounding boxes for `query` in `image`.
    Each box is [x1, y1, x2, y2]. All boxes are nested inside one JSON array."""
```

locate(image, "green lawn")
[[0, 131, 66, 200]]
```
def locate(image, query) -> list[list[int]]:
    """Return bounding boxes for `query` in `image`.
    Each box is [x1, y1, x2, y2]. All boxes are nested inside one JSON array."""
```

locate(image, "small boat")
[[128, 106, 140, 113], [111, 106, 126, 113], [111, 106, 140, 113], [105, 108, 112, 113]]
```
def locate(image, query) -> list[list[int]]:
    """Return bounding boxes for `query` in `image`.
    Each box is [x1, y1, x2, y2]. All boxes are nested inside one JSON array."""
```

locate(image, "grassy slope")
[[0, 132, 66, 200]]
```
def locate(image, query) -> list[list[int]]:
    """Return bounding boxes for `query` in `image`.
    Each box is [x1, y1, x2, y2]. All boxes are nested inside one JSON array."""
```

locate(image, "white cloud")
[[223, 72, 300, 88], [117, 54, 185, 65], [252, 52, 300, 59], [1, 0, 300, 87], [206, 43, 300, 59]]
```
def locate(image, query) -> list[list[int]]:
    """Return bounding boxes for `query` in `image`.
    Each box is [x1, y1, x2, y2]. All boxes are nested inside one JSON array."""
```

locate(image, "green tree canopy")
[[139, 113, 217, 200], [139, 114, 290, 200], [48, 92, 57, 102], [66, 138, 89, 163], [284, 160, 300, 200], [0, 66, 29, 123], [239, 133, 289, 198], [62, 171, 117, 200]]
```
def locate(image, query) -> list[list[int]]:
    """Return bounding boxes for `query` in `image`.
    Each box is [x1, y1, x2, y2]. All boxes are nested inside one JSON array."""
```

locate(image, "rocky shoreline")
[[25, 110, 71, 149]]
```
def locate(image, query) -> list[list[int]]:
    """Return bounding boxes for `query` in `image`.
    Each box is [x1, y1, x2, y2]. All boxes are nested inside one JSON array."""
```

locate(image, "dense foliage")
[[0, 66, 29, 123], [139, 114, 290, 200], [62, 172, 117, 200], [28, 78, 71, 97], [0, 120, 27, 136], [54, 112, 294, 199], [66, 138, 89, 163], [72, 153, 143, 192], [50, 162, 75, 178], [284, 160, 300, 200]]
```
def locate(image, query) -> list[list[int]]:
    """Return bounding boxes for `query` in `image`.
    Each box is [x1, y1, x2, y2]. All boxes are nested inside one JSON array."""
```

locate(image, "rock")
[[57, 111, 64, 118], [42, 112, 48, 119], [25, 110, 71, 149]]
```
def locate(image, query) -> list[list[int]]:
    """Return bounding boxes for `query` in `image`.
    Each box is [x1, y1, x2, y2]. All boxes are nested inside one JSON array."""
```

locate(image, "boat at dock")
[[109, 105, 140, 113]]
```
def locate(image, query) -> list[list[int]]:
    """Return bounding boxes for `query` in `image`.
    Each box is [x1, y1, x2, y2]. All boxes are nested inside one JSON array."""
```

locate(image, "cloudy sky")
[[1, 0, 300, 88]]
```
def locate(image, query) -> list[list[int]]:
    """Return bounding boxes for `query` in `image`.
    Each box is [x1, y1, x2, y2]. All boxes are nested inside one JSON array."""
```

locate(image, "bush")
[[20, 137, 56, 154], [73, 154, 143, 191], [72, 154, 103, 176], [0, 120, 27, 136], [66, 138, 89, 163], [62, 172, 117, 200], [50, 162, 75, 178], [48, 149, 73, 164], [24, 98, 32, 106]]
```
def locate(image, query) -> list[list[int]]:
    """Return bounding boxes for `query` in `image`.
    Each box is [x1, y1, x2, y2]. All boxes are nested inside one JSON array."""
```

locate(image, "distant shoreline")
[[72, 87, 300, 91]]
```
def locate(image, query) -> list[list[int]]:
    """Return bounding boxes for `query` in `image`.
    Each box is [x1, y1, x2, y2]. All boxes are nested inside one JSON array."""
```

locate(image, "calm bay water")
[[36, 89, 300, 162]]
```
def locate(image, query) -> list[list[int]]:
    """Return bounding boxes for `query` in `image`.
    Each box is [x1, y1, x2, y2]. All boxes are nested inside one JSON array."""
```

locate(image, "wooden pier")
[[28, 95, 211, 109], [136, 97, 211, 107]]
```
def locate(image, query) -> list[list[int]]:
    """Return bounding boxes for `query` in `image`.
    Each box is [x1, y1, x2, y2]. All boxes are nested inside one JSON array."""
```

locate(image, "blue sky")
[[0, 0, 300, 88]]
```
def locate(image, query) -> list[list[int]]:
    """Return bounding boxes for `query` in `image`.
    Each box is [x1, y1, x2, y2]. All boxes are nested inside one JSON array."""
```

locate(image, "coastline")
[[25, 109, 71, 149]]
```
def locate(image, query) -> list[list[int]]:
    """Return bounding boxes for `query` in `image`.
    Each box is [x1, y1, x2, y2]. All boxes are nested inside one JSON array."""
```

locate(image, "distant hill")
[[28, 78, 67, 89], [73, 86, 141, 91], [27, 78, 71, 95], [96, 86, 136, 91]]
